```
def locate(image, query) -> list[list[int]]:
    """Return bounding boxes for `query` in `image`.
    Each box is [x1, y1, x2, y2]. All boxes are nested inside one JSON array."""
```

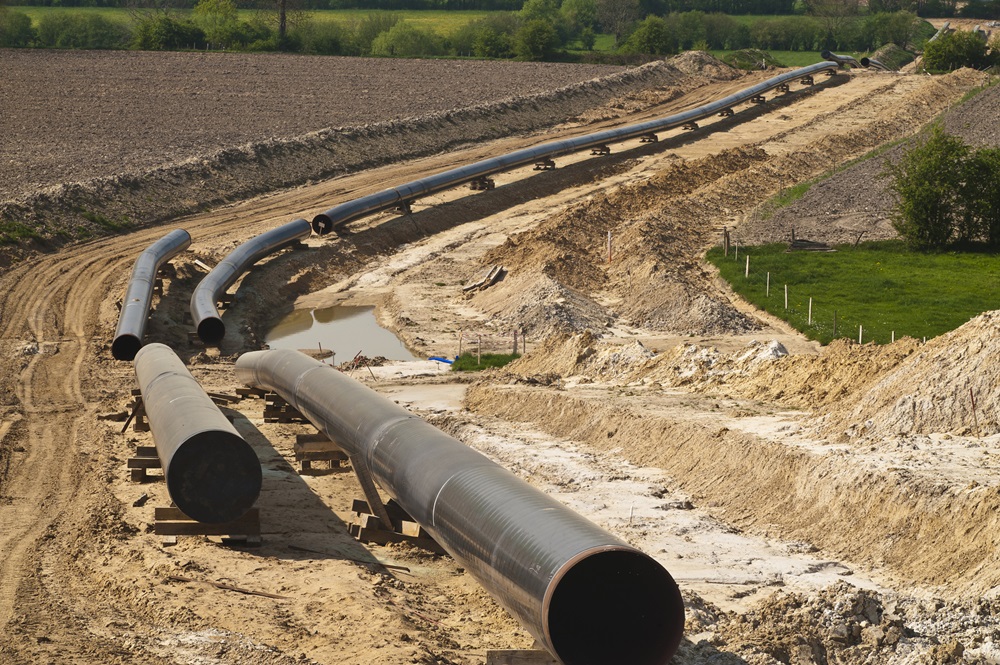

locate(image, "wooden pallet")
[[236, 387, 268, 399], [294, 433, 348, 472], [263, 393, 308, 423], [349, 499, 445, 555], [486, 650, 557, 665], [154, 506, 261, 546], [128, 445, 161, 482]]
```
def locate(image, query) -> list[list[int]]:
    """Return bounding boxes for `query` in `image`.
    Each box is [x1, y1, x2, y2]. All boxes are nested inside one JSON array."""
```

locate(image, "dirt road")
[[1, 60, 996, 664]]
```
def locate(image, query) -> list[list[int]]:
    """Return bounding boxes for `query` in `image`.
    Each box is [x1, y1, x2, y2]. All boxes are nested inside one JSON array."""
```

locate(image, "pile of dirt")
[[670, 50, 743, 80], [740, 71, 998, 246], [819, 310, 1000, 438]]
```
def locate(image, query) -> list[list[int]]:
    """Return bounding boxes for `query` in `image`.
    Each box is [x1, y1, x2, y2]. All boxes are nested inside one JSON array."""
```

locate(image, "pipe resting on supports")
[[235, 349, 684, 665], [112, 229, 191, 360], [190, 218, 312, 345], [135, 343, 261, 523]]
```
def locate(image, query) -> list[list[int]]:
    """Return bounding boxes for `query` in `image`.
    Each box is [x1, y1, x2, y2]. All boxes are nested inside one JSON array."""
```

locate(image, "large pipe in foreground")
[[190, 218, 312, 345], [311, 60, 842, 235], [135, 343, 261, 523], [112, 229, 192, 361], [235, 349, 685, 665]]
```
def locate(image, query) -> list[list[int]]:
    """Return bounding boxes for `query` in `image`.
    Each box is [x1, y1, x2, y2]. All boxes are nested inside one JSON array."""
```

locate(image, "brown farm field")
[[2, 47, 1000, 665]]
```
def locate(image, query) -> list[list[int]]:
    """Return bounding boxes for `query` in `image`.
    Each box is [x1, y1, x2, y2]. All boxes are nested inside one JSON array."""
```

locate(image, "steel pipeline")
[[235, 349, 685, 665], [822, 50, 863, 68], [112, 229, 192, 361], [311, 60, 842, 235], [135, 343, 262, 523], [190, 218, 312, 345], [860, 57, 893, 71]]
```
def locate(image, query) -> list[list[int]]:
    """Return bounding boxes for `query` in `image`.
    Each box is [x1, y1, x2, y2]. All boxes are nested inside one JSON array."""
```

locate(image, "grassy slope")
[[708, 241, 1000, 345]]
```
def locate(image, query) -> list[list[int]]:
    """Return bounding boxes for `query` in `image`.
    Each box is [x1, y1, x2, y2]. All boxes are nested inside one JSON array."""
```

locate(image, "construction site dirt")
[[1, 50, 999, 665]]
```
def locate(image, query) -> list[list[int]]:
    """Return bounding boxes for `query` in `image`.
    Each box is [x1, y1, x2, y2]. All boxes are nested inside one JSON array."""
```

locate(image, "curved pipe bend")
[[112, 228, 191, 361], [311, 60, 840, 236], [190, 218, 312, 345]]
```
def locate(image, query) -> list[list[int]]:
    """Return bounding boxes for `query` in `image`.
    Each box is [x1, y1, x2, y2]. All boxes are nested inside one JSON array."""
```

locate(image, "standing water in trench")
[[265, 305, 418, 363]]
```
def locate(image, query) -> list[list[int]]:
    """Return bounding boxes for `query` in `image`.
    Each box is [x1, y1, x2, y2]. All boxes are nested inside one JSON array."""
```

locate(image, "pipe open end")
[[112, 334, 143, 361], [311, 214, 333, 236], [166, 430, 262, 524], [546, 549, 685, 665], [197, 317, 226, 345]]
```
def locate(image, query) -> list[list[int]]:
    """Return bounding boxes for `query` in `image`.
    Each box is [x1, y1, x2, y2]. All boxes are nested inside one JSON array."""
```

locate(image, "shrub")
[[36, 13, 131, 49], [370, 20, 444, 57], [0, 9, 35, 47], [619, 15, 674, 55], [348, 12, 400, 56], [922, 29, 996, 71], [450, 12, 518, 57], [132, 14, 205, 50], [514, 18, 559, 60], [293, 20, 345, 55]]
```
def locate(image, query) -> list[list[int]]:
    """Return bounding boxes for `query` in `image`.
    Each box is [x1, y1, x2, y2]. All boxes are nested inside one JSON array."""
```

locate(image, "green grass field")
[[707, 241, 1000, 345], [710, 49, 831, 66], [452, 353, 520, 371], [10, 6, 492, 33]]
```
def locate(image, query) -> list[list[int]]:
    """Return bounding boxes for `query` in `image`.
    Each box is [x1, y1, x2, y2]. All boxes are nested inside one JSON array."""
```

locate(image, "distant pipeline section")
[[190, 218, 312, 345], [311, 60, 844, 236], [112, 229, 191, 361], [235, 349, 685, 665], [134, 343, 261, 523]]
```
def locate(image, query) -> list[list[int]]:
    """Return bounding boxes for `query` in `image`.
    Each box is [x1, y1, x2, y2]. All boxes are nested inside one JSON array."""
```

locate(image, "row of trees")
[[888, 127, 1000, 250]]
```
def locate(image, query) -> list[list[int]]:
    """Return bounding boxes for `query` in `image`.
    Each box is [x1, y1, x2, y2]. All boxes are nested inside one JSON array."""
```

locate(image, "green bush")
[[514, 18, 559, 60], [348, 12, 400, 55], [0, 9, 35, 47], [36, 13, 131, 49], [132, 14, 205, 50], [450, 12, 518, 57], [452, 353, 521, 372], [922, 29, 997, 71], [886, 126, 1000, 250], [370, 20, 444, 57], [619, 15, 674, 55], [292, 20, 345, 55]]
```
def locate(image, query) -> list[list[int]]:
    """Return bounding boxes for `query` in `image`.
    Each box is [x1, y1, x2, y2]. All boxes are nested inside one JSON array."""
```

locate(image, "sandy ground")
[[2, 53, 1000, 665]]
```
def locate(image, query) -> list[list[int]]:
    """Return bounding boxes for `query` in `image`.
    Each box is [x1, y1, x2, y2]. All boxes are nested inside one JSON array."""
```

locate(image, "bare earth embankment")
[[3, 48, 1000, 665]]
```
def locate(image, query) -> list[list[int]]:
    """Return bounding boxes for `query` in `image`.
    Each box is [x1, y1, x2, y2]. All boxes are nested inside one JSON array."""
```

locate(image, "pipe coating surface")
[[236, 349, 685, 665], [135, 343, 261, 523]]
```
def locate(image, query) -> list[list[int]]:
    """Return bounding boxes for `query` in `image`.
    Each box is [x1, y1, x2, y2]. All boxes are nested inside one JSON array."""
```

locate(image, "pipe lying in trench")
[[190, 218, 312, 345], [822, 50, 863, 69], [112, 229, 192, 361], [311, 60, 841, 236], [860, 57, 893, 72], [235, 349, 685, 665], [135, 343, 261, 523]]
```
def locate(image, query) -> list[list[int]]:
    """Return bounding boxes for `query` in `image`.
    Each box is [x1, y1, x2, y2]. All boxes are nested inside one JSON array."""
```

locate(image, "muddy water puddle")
[[265, 305, 418, 362]]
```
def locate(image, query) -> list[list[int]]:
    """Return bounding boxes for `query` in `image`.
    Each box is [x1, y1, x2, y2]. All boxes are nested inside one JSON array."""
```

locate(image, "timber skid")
[[349, 498, 445, 554], [264, 392, 309, 424], [154, 506, 261, 546], [750, 94, 766, 104], [590, 145, 611, 156], [485, 650, 558, 665], [295, 432, 348, 473], [639, 133, 658, 143], [801, 75, 815, 85], [682, 122, 699, 131], [533, 158, 556, 171], [395, 200, 414, 215], [777, 83, 790, 93], [718, 107, 735, 117], [469, 177, 495, 191]]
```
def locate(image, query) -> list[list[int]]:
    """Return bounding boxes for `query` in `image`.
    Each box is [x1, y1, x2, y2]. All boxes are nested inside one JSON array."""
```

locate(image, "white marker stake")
[[859, 325, 863, 344], [766, 272, 770, 297], [745, 255, 750, 278], [784, 285, 788, 310], [891, 331, 895, 343], [808, 297, 812, 325]]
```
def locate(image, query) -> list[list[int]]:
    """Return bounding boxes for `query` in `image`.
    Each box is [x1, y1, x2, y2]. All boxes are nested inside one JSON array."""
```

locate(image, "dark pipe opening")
[[861, 57, 871, 67], [311, 214, 332, 236], [548, 550, 685, 665], [112, 334, 142, 361], [197, 317, 226, 345], [166, 431, 262, 524]]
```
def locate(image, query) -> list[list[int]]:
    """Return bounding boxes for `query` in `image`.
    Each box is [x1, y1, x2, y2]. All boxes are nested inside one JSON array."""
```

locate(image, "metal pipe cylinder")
[[822, 50, 863, 68], [190, 218, 312, 345], [112, 229, 191, 361], [311, 61, 839, 236], [135, 343, 261, 523], [235, 349, 684, 665]]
